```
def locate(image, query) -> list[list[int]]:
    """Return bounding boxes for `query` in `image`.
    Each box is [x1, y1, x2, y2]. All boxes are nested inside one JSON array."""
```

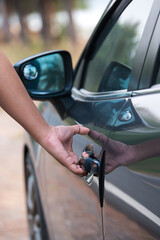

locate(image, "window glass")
[[153, 64, 160, 87], [83, 0, 154, 92]]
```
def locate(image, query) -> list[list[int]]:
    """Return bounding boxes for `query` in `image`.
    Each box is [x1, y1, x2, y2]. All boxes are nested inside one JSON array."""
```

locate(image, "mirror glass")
[[98, 62, 131, 92], [106, 63, 131, 91], [22, 53, 65, 93]]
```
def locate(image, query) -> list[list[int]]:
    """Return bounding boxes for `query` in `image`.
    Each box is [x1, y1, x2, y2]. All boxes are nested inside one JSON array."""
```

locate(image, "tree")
[[37, 0, 54, 42], [62, 0, 76, 43], [13, 0, 28, 43], [0, 0, 10, 42]]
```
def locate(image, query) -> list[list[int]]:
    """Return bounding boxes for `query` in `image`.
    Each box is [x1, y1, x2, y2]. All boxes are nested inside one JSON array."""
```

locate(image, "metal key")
[[83, 158, 100, 186]]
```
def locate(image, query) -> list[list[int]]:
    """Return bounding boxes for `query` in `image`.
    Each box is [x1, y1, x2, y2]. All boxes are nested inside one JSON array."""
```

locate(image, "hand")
[[89, 130, 134, 174], [41, 125, 90, 176]]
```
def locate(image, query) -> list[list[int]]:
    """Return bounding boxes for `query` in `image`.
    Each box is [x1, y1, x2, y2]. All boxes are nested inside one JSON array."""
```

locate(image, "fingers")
[[71, 125, 90, 135], [105, 167, 112, 174], [105, 165, 116, 174], [81, 151, 89, 159], [62, 152, 87, 177], [89, 130, 108, 146], [68, 163, 87, 177]]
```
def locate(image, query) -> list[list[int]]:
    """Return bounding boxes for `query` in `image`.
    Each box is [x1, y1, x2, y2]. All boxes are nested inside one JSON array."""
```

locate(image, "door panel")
[[41, 93, 128, 239], [42, 103, 103, 240], [103, 93, 160, 239], [36, 0, 158, 237], [44, 151, 102, 240]]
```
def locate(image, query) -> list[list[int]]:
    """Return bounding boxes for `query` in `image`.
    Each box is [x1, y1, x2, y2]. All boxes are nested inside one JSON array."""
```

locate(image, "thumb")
[[89, 130, 108, 145], [71, 125, 90, 135], [68, 162, 86, 177]]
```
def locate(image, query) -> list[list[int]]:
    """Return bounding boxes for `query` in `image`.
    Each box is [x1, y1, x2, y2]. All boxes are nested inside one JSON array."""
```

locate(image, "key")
[[83, 158, 100, 186]]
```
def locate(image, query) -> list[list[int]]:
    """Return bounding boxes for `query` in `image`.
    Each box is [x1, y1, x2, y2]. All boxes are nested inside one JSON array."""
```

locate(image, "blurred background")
[[0, 0, 107, 239], [0, 0, 107, 64]]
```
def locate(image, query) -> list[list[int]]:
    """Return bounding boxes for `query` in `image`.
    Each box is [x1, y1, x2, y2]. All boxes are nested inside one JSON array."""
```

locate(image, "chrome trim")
[[132, 86, 160, 97], [72, 87, 132, 101]]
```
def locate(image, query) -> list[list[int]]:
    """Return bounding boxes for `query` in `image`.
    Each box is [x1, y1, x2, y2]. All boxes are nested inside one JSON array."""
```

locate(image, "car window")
[[152, 64, 160, 88], [83, 0, 154, 93]]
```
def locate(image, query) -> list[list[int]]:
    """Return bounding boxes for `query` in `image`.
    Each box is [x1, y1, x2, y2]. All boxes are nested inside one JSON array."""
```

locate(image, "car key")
[[84, 158, 100, 185]]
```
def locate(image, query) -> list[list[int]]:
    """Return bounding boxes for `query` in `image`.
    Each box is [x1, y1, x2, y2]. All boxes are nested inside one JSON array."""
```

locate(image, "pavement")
[[0, 109, 29, 240]]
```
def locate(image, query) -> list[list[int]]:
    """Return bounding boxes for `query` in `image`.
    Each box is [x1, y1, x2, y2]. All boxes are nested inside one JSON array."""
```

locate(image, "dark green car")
[[15, 0, 160, 239]]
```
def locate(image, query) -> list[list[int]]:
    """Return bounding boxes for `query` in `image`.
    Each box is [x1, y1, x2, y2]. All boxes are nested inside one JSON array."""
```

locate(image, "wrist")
[[125, 145, 144, 166], [123, 145, 138, 166], [34, 123, 54, 147]]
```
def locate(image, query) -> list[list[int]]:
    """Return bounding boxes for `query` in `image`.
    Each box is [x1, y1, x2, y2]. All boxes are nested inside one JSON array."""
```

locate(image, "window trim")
[[72, 87, 132, 102], [80, 0, 132, 90], [74, 0, 157, 94], [138, 11, 160, 89], [132, 86, 160, 97], [74, 0, 131, 90]]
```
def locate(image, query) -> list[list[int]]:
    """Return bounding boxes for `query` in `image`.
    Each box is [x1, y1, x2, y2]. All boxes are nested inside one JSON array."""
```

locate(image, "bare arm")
[[0, 51, 51, 141], [0, 51, 90, 176], [89, 130, 160, 174]]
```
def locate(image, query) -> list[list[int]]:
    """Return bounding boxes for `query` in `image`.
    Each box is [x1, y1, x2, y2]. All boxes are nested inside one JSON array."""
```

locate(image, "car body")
[[15, 0, 160, 239]]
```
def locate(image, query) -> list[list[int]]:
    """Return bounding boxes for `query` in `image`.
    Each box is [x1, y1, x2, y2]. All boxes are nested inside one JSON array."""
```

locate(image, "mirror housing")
[[14, 50, 73, 100]]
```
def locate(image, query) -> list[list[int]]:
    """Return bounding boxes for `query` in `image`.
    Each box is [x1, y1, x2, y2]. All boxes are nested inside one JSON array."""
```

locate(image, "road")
[[0, 109, 28, 240]]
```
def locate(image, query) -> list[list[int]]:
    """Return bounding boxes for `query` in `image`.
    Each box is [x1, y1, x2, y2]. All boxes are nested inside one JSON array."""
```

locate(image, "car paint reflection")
[[43, 151, 103, 240]]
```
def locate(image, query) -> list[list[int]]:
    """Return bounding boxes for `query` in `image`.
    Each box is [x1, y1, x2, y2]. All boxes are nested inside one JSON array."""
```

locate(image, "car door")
[[102, 2, 160, 240], [41, 0, 156, 239]]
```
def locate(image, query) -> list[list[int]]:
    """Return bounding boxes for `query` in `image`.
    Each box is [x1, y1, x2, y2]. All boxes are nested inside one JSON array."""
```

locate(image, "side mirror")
[[98, 61, 131, 92], [14, 50, 73, 100]]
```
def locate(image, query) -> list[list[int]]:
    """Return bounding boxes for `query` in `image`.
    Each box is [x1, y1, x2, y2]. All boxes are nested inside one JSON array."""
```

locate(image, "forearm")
[[128, 138, 160, 165], [0, 51, 50, 143], [0, 51, 91, 176]]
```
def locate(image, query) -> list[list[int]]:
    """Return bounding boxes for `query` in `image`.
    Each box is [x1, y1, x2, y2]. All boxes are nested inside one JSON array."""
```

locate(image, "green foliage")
[[94, 21, 139, 71], [74, 0, 88, 9], [6, 0, 37, 14], [107, 22, 139, 66], [54, 0, 87, 11], [84, 21, 139, 92]]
